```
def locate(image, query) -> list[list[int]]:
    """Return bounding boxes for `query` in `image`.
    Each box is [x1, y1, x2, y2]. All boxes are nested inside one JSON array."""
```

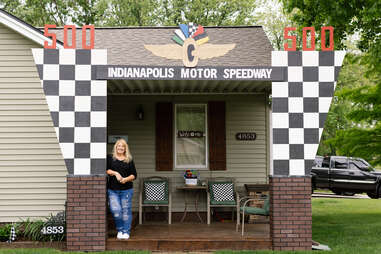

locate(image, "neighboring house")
[[0, 9, 66, 223]]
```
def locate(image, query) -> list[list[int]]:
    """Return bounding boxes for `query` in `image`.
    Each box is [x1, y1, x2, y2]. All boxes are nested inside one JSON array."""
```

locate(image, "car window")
[[321, 157, 330, 168], [334, 158, 348, 169], [353, 159, 373, 172], [314, 157, 323, 167], [349, 161, 360, 170]]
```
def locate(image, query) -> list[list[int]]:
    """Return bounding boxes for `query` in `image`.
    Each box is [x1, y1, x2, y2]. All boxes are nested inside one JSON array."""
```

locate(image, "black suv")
[[311, 156, 381, 199]]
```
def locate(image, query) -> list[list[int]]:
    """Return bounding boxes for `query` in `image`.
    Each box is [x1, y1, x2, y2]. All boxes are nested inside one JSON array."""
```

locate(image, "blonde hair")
[[112, 139, 132, 163]]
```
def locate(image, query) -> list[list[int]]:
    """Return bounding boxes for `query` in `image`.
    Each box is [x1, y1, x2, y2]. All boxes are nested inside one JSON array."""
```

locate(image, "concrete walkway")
[[312, 192, 369, 199]]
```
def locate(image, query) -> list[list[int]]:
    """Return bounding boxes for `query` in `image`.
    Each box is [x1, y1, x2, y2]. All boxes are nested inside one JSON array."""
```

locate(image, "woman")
[[106, 139, 137, 240]]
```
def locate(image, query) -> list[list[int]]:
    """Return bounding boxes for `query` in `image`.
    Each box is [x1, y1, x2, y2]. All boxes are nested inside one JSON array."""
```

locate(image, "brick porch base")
[[66, 175, 107, 251], [270, 176, 312, 251]]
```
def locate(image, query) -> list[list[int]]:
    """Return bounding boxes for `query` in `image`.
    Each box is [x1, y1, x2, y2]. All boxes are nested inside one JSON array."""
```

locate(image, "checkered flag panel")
[[32, 49, 108, 175], [211, 183, 235, 202], [271, 51, 346, 176], [144, 182, 167, 201], [8, 225, 16, 242], [188, 22, 198, 37]]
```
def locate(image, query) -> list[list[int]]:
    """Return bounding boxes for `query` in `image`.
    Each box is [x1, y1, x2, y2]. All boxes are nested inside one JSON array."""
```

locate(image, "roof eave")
[[0, 9, 63, 48]]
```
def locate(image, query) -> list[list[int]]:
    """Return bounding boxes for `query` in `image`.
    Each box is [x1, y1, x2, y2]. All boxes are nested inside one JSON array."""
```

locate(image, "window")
[[334, 158, 348, 169], [349, 162, 360, 170], [352, 159, 373, 172], [174, 104, 207, 168], [321, 157, 330, 168]]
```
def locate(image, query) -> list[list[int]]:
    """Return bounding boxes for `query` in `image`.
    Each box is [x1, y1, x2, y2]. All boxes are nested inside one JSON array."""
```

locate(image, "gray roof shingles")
[[51, 26, 273, 66]]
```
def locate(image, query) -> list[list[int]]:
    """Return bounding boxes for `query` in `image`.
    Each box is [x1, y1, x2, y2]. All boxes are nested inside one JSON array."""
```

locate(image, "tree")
[[100, 0, 257, 26], [253, 0, 297, 50], [70, 0, 109, 25], [161, 0, 257, 26], [0, 0, 72, 26], [1, 0, 258, 27], [282, 0, 381, 165]]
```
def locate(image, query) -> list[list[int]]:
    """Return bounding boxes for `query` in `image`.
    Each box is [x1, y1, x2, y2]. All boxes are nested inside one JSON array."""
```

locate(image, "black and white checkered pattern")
[[212, 183, 235, 202], [144, 182, 166, 201], [32, 49, 108, 175], [188, 22, 198, 37], [8, 225, 16, 242], [271, 51, 346, 176]]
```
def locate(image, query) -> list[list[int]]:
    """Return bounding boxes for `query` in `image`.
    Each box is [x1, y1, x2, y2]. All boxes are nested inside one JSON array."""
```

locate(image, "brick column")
[[270, 176, 312, 251], [66, 175, 107, 251]]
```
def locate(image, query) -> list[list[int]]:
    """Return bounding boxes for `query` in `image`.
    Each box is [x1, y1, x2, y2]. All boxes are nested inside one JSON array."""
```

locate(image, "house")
[[0, 8, 345, 252]]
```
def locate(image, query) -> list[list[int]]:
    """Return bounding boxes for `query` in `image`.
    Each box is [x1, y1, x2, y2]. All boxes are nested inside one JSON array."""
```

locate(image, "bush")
[[19, 211, 66, 242], [0, 224, 18, 242]]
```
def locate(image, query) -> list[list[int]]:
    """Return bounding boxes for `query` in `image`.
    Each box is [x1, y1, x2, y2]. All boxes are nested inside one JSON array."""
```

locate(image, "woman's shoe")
[[120, 233, 130, 240], [116, 232, 124, 239]]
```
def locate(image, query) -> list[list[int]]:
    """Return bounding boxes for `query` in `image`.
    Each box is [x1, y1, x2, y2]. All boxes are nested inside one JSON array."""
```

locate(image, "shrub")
[[0, 224, 18, 242], [19, 211, 66, 242]]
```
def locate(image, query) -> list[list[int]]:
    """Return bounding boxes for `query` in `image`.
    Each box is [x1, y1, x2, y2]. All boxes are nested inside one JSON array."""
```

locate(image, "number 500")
[[284, 26, 334, 51], [44, 24, 95, 49]]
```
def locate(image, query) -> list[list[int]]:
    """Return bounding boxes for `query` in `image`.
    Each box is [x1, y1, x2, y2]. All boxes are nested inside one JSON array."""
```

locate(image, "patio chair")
[[139, 176, 172, 224], [206, 177, 239, 224], [236, 195, 269, 236]]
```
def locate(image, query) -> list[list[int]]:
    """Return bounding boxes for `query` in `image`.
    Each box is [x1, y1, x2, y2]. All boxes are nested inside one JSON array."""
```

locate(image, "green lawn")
[[0, 198, 380, 254], [312, 198, 381, 254]]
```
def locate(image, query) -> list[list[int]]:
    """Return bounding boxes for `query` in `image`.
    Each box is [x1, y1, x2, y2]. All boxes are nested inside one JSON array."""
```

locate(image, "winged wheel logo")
[[144, 23, 236, 67]]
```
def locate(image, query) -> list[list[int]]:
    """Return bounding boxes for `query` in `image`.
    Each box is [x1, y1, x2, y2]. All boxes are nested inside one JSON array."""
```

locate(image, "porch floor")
[[107, 222, 271, 251]]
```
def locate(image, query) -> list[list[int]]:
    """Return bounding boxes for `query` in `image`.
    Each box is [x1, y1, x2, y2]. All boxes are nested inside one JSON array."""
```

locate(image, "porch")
[[107, 222, 271, 251], [106, 80, 272, 251]]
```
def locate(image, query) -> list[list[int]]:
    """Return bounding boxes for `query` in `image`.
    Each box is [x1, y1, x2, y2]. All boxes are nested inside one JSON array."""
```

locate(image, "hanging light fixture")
[[136, 105, 144, 120]]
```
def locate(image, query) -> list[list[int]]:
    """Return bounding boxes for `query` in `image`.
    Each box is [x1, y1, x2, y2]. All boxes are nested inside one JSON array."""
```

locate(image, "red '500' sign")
[[44, 24, 95, 49], [284, 26, 334, 51]]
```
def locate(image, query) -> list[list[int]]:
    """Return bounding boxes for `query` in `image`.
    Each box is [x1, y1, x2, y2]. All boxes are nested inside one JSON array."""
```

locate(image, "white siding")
[[0, 24, 67, 222], [108, 94, 269, 212]]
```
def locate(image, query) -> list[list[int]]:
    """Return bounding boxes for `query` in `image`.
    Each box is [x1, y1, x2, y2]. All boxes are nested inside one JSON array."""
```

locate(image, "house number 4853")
[[41, 226, 64, 235]]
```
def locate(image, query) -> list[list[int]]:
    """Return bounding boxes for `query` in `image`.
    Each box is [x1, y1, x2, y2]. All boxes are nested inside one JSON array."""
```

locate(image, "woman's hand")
[[114, 173, 123, 182], [120, 178, 129, 184], [107, 169, 123, 182], [119, 175, 135, 184]]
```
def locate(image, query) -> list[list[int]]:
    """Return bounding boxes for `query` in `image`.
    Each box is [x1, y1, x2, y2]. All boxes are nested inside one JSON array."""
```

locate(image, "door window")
[[334, 158, 348, 169]]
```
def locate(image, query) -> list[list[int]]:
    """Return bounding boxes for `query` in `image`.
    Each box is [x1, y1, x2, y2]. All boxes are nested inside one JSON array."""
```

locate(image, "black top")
[[107, 155, 137, 190]]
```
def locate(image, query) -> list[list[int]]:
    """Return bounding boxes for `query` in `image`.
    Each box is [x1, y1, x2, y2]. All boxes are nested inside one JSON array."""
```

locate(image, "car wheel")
[[332, 190, 342, 195], [342, 192, 355, 196], [367, 192, 379, 199]]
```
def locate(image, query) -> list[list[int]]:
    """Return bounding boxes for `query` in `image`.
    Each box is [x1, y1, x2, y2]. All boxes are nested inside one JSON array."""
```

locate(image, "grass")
[[1, 198, 380, 253], [0, 250, 149, 254], [312, 198, 381, 254]]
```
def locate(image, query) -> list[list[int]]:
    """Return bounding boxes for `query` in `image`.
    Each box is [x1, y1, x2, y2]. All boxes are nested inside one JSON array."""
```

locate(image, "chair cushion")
[[210, 182, 235, 204], [210, 200, 237, 206], [240, 206, 268, 216], [143, 181, 168, 204]]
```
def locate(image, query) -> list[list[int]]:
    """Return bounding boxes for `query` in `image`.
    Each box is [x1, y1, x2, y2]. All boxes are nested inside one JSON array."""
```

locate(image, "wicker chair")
[[206, 177, 239, 224], [139, 176, 172, 224]]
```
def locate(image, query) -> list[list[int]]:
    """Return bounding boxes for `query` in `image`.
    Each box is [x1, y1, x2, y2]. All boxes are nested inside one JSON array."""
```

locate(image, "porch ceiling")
[[107, 79, 271, 95]]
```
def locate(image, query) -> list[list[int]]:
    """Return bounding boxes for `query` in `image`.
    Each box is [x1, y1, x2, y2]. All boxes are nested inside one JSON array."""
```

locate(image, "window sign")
[[178, 130, 204, 138], [175, 104, 207, 168]]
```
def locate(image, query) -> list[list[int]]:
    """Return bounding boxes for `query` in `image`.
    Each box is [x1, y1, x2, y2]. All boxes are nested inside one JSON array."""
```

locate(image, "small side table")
[[176, 185, 207, 223]]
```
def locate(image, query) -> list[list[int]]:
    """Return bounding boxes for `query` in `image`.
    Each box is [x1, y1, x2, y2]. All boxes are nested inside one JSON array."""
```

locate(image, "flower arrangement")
[[183, 169, 198, 179], [183, 170, 199, 185]]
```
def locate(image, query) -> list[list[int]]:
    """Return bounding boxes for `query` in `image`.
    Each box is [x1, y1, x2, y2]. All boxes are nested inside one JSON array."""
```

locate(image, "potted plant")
[[183, 170, 198, 185]]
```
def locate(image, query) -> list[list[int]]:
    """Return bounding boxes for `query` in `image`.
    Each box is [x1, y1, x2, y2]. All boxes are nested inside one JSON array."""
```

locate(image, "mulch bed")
[[0, 241, 65, 250]]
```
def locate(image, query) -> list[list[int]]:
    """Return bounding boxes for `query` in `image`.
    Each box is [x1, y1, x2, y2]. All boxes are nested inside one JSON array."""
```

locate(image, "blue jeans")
[[108, 188, 134, 234]]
